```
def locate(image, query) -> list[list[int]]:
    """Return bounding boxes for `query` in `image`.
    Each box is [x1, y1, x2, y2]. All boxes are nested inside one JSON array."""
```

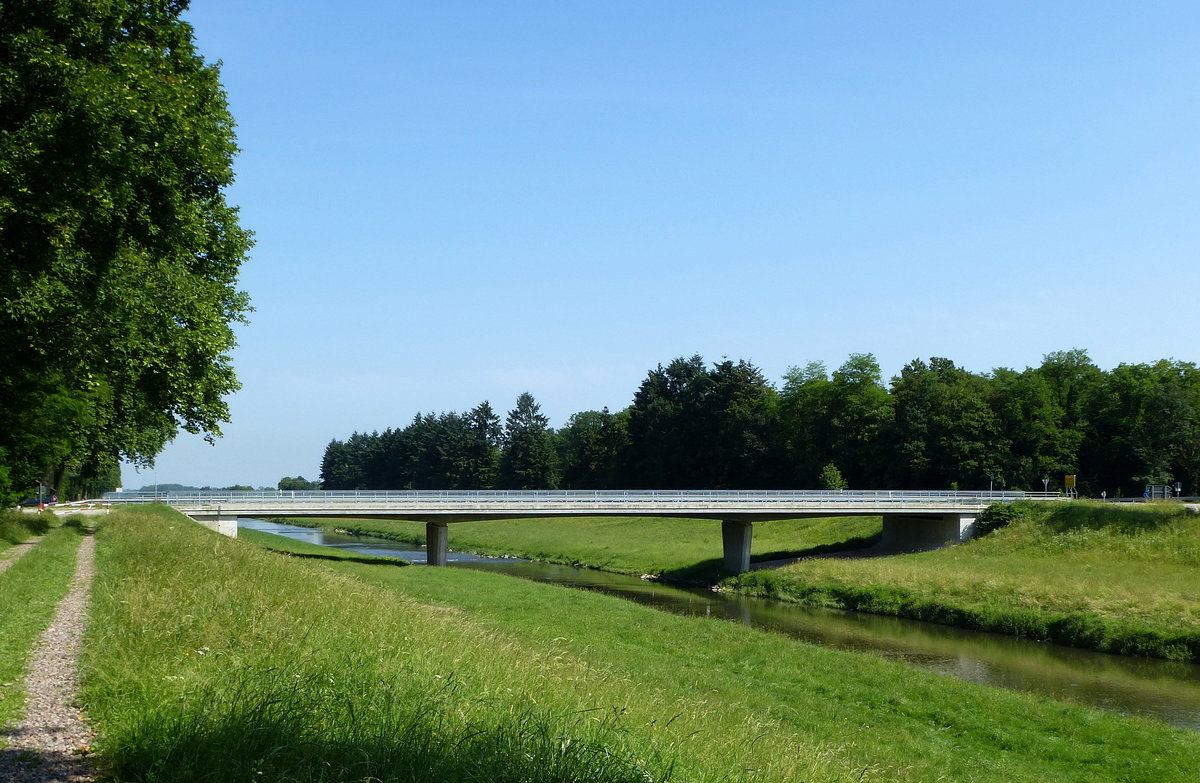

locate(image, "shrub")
[[974, 503, 1024, 536]]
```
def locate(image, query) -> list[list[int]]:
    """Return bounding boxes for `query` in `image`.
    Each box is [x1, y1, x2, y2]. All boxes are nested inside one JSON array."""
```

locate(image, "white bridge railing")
[[103, 488, 1063, 509]]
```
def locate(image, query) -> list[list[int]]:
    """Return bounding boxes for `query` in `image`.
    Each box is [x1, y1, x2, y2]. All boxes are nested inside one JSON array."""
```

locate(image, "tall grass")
[[0, 522, 85, 734], [83, 507, 773, 782], [0, 509, 52, 550], [728, 502, 1200, 660]]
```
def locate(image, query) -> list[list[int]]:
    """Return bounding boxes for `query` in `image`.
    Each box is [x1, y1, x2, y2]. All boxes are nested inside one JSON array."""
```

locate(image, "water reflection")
[[238, 518, 1200, 730]]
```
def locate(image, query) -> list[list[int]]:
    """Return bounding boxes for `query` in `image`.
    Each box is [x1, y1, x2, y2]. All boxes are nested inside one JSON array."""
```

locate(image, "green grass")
[[274, 504, 1200, 659], [0, 509, 52, 552], [0, 521, 85, 736], [238, 527, 410, 566], [728, 502, 1200, 660], [274, 514, 882, 581], [84, 508, 703, 782], [83, 506, 1200, 782]]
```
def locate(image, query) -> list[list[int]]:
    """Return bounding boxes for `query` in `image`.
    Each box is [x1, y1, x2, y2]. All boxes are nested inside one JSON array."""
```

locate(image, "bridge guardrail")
[[102, 489, 1064, 507]]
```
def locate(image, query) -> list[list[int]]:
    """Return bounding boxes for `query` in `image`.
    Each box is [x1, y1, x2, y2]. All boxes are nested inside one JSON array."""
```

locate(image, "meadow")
[[67, 506, 1200, 781]]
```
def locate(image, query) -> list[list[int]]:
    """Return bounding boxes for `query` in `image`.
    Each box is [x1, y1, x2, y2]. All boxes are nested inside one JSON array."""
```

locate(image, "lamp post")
[[1042, 477, 1049, 493]]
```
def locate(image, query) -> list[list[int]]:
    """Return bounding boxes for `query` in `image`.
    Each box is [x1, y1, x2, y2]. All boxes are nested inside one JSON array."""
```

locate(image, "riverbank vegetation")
[[319, 350, 1200, 498], [83, 507, 1200, 781], [729, 501, 1200, 661], [0, 520, 84, 733]]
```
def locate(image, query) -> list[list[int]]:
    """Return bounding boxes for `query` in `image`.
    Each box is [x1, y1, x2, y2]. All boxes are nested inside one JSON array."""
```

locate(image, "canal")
[[239, 518, 1200, 730]]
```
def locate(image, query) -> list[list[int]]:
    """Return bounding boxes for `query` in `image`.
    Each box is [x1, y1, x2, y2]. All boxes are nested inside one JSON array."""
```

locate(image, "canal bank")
[[240, 518, 1200, 730]]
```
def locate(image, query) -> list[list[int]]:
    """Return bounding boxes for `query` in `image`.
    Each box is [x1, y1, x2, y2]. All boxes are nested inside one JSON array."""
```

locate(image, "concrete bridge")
[[104, 489, 1063, 573]]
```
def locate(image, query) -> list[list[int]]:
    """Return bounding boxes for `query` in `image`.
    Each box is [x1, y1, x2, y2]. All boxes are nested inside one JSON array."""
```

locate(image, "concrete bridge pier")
[[426, 521, 448, 566], [880, 513, 977, 552], [722, 520, 753, 574]]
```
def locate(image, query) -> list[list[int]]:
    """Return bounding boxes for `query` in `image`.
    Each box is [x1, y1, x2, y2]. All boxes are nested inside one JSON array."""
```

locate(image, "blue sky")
[[124, 1, 1200, 489]]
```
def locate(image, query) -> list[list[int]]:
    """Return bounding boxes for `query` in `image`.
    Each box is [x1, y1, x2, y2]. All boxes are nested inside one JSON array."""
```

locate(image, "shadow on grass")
[[1040, 501, 1191, 534], [105, 667, 672, 783], [260, 547, 410, 567], [660, 533, 883, 585], [0, 747, 99, 782]]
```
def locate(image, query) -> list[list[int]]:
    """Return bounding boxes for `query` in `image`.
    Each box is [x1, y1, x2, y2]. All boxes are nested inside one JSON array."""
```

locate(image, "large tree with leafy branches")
[[0, 1, 251, 503]]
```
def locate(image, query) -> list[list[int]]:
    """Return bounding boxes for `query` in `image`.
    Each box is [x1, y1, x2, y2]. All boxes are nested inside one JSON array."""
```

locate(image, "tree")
[[463, 401, 502, 489], [886, 358, 1004, 489], [1082, 360, 1200, 495], [278, 476, 320, 491], [0, 1, 252, 504], [701, 359, 782, 488], [556, 408, 628, 489], [625, 356, 712, 488], [826, 354, 892, 487], [319, 433, 378, 490], [988, 367, 1067, 489], [499, 393, 558, 489], [778, 361, 833, 486], [819, 462, 848, 490]]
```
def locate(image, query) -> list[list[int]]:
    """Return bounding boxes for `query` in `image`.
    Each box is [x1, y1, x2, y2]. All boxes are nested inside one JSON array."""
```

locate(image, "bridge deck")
[[102, 489, 1064, 574]]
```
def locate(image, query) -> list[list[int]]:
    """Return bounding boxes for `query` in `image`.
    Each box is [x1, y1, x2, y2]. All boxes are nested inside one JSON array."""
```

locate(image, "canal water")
[[239, 518, 1200, 730]]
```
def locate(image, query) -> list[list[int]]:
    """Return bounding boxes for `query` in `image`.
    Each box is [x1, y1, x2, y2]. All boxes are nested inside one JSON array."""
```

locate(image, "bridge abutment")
[[880, 513, 976, 552], [722, 520, 753, 574]]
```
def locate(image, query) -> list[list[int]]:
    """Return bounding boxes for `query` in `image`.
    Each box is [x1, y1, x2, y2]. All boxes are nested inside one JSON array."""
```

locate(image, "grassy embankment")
[[281, 502, 1200, 661], [0, 508, 52, 552], [0, 518, 86, 735], [274, 514, 882, 581], [82, 507, 1200, 782], [730, 502, 1200, 661]]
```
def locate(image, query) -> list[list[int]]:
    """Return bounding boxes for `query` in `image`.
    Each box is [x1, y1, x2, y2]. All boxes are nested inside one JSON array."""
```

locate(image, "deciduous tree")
[[0, 1, 252, 503]]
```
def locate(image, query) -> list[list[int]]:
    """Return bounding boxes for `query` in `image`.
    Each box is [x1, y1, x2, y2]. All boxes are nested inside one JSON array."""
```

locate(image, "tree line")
[[319, 350, 1200, 497]]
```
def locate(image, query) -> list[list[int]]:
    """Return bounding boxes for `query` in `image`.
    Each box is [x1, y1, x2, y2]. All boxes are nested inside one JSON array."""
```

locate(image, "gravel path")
[[0, 532, 99, 782], [0, 536, 44, 575]]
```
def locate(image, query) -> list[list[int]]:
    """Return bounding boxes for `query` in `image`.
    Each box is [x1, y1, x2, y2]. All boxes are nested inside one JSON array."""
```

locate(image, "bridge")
[[103, 489, 1063, 573]]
